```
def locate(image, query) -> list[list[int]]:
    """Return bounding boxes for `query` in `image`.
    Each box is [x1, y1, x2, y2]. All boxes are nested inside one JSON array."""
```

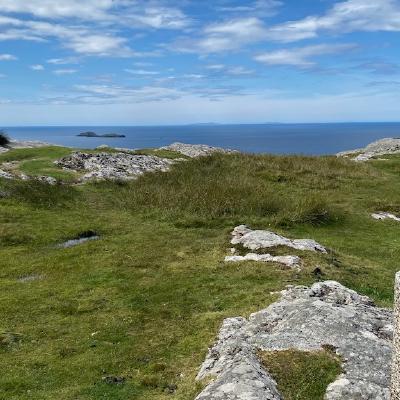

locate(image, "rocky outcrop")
[[77, 132, 125, 138], [159, 142, 237, 158], [372, 212, 400, 222], [0, 140, 51, 154], [56, 152, 174, 181], [337, 138, 400, 162], [230, 225, 327, 253], [225, 253, 301, 269], [196, 281, 392, 400]]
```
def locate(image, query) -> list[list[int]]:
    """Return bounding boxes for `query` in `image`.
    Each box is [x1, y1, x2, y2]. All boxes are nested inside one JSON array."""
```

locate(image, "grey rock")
[[230, 225, 327, 253], [225, 253, 301, 269], [159, 142, 237, 158], [56, 152, 174, 181], [0, 169, 14, 179], [0, 140, 51, 154], [196, 281, 392, 400], [338, 138, 400, 162], [36, 176, 57, 185], [372, 212, 400, 222]]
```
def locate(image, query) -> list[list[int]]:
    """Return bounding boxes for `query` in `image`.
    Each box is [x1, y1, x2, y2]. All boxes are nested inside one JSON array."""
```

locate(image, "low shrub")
[[0, 131, 10, 147]]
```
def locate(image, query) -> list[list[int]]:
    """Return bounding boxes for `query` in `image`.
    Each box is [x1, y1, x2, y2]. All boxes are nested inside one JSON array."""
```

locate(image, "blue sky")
[[0, 0, 400, 125]]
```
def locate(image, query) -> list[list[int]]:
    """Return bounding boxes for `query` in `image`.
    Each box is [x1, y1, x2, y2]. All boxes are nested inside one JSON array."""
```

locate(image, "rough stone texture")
[[56, 152, 174, 181], [159, 142, 238, 158], [392, 272, 400, 399], [196, 281, 392, 400], [225, 253, 301, 269], [0, 169, 14, 179], [230, 225, 327, 253], [372, 212, 400, 222], [337, 138, 400, 162]]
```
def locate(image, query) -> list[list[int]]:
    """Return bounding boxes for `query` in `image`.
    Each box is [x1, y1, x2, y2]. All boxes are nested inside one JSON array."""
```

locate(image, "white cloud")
[[0, 53, 17, 60], [255, 44, 357, 67], [217, 0, 282, 16], [53, 69, 77, 75], [30, 64, 44, 70]]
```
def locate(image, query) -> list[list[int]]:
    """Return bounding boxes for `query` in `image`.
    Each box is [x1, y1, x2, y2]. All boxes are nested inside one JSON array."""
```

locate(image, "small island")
[[77, 131, 125, 138]]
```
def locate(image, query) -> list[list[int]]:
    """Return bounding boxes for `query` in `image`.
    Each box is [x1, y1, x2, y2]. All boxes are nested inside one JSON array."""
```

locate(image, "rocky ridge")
[[337, 138, 400, 162], [195, 281, 392, 400]]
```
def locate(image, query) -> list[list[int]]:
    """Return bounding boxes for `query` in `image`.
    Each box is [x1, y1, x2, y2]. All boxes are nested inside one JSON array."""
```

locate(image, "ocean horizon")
[[4, 122, 400, 155]]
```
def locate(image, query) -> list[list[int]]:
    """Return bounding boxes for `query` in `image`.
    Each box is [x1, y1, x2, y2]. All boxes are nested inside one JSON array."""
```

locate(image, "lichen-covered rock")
[[196, 281, 392, 400], [337, 138, 400, 162], [56, 152, 174, 181], [230, 225, 327, 253], [159, 142, 237, 158], [225, 253, 301, 269]]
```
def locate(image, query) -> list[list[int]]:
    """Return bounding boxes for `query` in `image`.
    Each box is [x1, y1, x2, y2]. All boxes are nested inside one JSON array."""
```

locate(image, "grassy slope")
[[1, 148, 400, 399]]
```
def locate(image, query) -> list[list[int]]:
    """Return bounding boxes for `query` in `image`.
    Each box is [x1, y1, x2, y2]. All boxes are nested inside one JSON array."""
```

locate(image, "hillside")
[[1, 143, 399, 399]]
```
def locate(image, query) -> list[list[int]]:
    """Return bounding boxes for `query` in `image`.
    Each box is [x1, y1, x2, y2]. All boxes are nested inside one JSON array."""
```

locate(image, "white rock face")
[[337, 138, 400, 162], [225, 253, 301, 269], [159, 142, 237, 158], [372, 212, 400, 222], [230, 225, 327, 253], [196, 281, 392, 400], [56, 152, 175, 181]]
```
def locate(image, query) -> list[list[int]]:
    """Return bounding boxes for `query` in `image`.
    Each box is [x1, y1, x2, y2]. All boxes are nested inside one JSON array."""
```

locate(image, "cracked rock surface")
[[230, 225, 327, 253], [56, 152, 174, 181], [195, 281, 392, 400], [159, 142, 238, 158], [225, 253, 301, 269]]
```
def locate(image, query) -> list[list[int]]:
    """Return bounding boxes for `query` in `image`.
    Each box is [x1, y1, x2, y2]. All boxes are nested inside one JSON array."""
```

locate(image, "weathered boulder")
[[196, 281, 392, 400], [159, 142, 237, 158], [230, 225, 327, 253], [0, 140, 51, 154], [56, 152, 174, 181], [337, 138, 400, 162]]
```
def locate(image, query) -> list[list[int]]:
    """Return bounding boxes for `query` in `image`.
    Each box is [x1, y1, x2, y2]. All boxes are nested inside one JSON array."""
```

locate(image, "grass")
[[259, 349, 342, 400], [0, 147, 399, 399]]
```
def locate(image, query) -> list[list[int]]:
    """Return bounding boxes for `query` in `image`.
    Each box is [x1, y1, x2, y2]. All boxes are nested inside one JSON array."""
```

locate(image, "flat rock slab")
[[230, 225, 327, 253], [56, 152, 174, 181], [225, 253, 301, 269], [372, 212, 400, 222], [196, 281, 392, 400], [159, 142, 238, 158]]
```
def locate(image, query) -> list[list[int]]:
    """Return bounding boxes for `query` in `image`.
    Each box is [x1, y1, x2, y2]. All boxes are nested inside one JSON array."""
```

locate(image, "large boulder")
[[196, 281, 392, 399], [337, 138, 400, 161]]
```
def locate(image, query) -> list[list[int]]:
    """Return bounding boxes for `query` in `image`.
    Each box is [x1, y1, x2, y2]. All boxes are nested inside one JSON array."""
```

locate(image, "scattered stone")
[[337, 138, 400, 162], [196, 281, 392, 400], [18, 274, 44, 283], [0, 169, 14, 179], [159, 142, 238, 158], [0, 332, 22, 347], [372, 212, 400, 222], [96, 145, 110, 150], [230, 225, 327, 253], [36, 176, 57, 185], [56, 152, 174, 181], [102, 376, 126, 385], [57, 231, 99, 248], [225, 253, 301, 269]]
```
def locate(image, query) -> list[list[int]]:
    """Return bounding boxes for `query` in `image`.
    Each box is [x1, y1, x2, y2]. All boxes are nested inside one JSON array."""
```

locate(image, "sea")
[[4, 123, 400, 155]]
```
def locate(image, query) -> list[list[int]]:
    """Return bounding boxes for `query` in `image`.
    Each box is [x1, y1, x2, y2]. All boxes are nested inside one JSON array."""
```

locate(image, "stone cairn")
[[393, 272, 400, 399]]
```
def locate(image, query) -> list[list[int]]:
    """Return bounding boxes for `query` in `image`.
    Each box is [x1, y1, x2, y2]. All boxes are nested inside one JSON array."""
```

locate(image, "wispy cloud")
[[53, 69, 77, 75], [255, 44, 357, 68]]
